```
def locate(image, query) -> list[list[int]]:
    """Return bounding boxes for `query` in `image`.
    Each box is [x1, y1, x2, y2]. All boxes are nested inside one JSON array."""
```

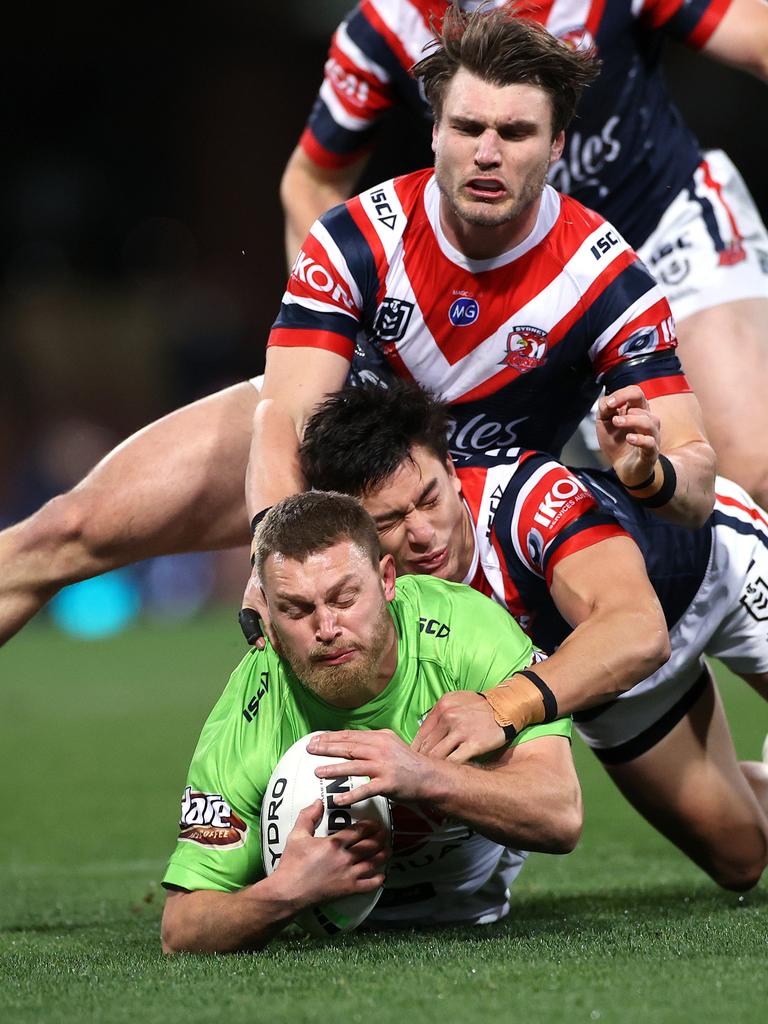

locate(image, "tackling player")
[[284, 0, 768, 506], [0, 6, 716, 647], [299, 380, 768, 892], [160, 491, 580, 954]]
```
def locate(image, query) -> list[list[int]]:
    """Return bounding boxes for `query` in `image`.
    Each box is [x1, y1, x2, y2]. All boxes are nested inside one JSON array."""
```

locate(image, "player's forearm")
[[280, 148, 363, 268], [245, 398, 305, 520], [641, 440, 716, 528], [423, 758, 582, 854], [161, 876, 300, 955]]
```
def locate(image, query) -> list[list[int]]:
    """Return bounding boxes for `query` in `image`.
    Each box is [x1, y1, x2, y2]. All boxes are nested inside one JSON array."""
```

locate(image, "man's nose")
[[406, 511, 436, 549], [315, 607, 341, 643], [475, 130, 501, 168]]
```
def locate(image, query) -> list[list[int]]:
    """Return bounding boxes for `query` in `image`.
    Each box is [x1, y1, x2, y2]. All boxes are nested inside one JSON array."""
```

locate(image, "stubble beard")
[[276, 604, 394, 705], [435, 153, 551, 231]]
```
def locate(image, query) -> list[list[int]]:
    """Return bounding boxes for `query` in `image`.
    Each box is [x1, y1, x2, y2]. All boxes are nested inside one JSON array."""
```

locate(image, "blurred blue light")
[[49, 570, 141, 639]]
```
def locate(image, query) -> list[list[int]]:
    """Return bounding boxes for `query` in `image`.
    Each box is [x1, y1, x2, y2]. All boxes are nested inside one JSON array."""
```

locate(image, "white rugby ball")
[[261, 732, 392, 938]]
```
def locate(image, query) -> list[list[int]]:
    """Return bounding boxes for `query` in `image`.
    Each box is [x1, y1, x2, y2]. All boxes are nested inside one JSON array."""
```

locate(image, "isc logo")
[[533, 477, 583, 527], [590, 230, 620, 260], [449, 297, 480, 326]]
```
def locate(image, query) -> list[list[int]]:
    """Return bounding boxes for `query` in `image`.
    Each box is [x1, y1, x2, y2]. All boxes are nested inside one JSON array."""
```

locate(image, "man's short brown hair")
[[412, 2, 600, 136], [254, 491, 381, 581]]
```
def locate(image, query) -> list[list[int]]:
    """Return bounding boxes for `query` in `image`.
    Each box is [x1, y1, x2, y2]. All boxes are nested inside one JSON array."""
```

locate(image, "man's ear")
[[431, 119, 439, 155], [445, 455, 461, 494], [379, 553, 397, 601], [549, 129, 565, 165]]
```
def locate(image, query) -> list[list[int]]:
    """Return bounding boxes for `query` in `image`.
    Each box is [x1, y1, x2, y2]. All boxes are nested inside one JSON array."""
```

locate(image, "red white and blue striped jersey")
[[457, 455, 767, 655], [300, 0, 733, 247], [269, 168, 688, 462]]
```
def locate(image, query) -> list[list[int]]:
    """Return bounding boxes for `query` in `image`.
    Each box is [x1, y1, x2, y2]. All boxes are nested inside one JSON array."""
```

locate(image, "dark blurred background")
[[1, 2, 765, 633]]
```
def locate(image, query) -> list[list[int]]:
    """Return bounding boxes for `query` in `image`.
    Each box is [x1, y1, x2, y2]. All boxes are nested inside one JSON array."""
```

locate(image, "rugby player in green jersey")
[[161, 491, 579, 954]]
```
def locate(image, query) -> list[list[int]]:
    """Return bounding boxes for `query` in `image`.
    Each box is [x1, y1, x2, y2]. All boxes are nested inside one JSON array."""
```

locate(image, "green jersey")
[[163, 574, 570, 925]]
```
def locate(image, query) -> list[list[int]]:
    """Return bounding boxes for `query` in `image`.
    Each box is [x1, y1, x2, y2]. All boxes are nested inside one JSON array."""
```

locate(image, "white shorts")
[[575, 477, 768, 761], [638, 150, 768, 323], [577, 152, 768, 453], [249, 374, 264, 390]]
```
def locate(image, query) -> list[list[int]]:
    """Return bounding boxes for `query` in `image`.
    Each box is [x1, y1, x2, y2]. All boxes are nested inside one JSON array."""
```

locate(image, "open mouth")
[[465, 178, 506, 200]]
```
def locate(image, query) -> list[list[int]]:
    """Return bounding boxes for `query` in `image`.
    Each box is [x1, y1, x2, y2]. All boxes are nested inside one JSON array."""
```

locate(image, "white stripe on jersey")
[[543, 0, 594, 36], [473, 464, 519, 606], [587, 281, 669, 362], [311, 220, 364, 311], [319, 79, 372, 131], [714, 476, 768, 537], [631, 0, 645, 16], [336, 21, 390, 83], [359, 178, 407, 262], [691, 162, 741, 244], [370, 0, 435, 63], [281, 291, 359, 320]]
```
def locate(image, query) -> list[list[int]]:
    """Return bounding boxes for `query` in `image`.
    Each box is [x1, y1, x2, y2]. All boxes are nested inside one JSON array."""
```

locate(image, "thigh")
[[71, 382, 259, 555], [603, 669, 768, 886], [676, 298, 768, 501]]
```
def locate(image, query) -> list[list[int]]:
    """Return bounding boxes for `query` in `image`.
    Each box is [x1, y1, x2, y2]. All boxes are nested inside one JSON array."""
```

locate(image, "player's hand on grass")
[[412, 691, 506, 762], [275, 799, 388, 908], [596, 385, 661, 488], [309, 730, 438, 804]]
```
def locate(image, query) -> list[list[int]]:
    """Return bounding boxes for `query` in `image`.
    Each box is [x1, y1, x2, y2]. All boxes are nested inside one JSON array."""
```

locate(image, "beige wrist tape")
[[482, 674, 548, 733]]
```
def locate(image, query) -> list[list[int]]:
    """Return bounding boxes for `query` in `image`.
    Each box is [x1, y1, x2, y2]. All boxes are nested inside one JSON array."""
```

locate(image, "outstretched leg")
[[0, 382, 258, 646], [603, 669, 768, 891]]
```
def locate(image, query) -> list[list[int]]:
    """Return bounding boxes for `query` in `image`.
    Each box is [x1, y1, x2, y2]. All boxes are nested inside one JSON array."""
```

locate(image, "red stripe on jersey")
[[267, 328, 355, 361], [715, 492, 768, 529], [688, 0, 733, 48], [299, 127, 368, 170], [701, 156, 743, 240], [585, 0, 607, 37], [545, 523, 629, 585], [640, 374, 692, 400], [488, 529, 530, 619], [289, 232, 361, 318], [643, 0, 685, 30]]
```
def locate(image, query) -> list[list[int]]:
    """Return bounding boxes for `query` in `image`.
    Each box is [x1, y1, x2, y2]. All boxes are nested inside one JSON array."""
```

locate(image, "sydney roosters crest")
[[501, 326, 548, 372]]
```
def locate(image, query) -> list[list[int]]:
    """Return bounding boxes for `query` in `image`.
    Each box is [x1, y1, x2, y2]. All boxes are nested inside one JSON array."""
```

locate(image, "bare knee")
[[705, 833, 768, 892], [14, 489, 113, 585]]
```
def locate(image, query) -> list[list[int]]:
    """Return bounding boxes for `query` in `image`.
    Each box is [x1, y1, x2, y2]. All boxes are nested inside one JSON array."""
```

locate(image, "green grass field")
[[1, 611, 766, 1024]]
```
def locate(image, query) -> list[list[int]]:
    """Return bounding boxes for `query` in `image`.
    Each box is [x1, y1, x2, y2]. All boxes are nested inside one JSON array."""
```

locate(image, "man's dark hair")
[[300, 381, 451, 497], [412, 2, 600, 136], [254, 491, 380, 580]]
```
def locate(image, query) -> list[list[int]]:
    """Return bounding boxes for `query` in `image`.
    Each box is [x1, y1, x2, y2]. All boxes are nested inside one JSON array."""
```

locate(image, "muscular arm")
[[701, 0, 768, 81], [414, 536, 671, 761], [309, 730, 582, 855], [247, 348, 351, 519], [597, 386, 716, 528], [281, 146, 369, 268]]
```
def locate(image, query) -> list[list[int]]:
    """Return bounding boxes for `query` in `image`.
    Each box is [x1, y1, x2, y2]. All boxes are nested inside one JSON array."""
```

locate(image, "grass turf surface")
[[1, 611, 766, 1023]]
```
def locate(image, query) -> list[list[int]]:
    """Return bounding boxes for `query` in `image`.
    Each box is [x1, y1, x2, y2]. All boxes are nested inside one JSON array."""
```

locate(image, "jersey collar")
[[424, 175, 561, 273]]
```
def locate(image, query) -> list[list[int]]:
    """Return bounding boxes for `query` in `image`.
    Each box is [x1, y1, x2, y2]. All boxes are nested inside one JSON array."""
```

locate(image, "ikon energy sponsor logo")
[[521, 469, 593, 569], [531, 474, 589, 530], [178, 787, 248, 849], [448, 296, 480, 327], [291, 250, 355, 311], [500, 326, 548, 373]]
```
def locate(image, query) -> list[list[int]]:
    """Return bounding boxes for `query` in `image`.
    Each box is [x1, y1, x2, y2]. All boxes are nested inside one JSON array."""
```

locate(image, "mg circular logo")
[[448, 297, 480, 327]]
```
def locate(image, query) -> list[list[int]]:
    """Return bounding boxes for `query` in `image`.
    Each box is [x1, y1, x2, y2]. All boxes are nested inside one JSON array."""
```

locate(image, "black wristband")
[[623, 467, 657, 492], [250, 507, 272, 536], [502, 724, 519, 743], [634, 455, 677, 509], [518, 669, 558, 723]]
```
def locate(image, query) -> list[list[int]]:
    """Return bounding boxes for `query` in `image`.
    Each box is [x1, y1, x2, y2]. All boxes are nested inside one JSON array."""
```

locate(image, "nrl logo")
[[373, 297, 414, 344], [501, 325, 548, 372], [741, 576, 768, 621]]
